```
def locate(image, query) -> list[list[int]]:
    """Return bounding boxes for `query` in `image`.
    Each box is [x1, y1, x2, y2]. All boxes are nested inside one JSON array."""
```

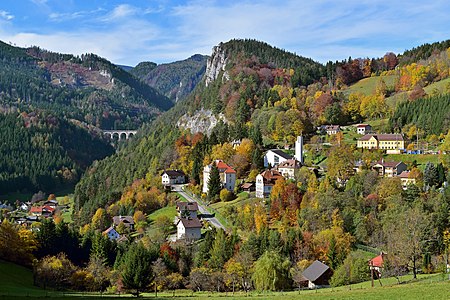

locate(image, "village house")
[[357, 134, 405, 151], [276, 159, 302, 180], [113, 215, 135, 230], [176, 217, 202, 241], [103, 226, 121, 241], [241, 182, 255, 192], [372, 159, 407, 177], [255, 169, 283, 198], [302, 260, 333, 289], [398, 171, 417, 189], [176, 201, 198, 219], [202, 160, 236, 194], [356, 123, 372, 135], [43, 199, 58, 208], [263, 149, 293, 167], [161, 169, 186, 186], [323, 125, 341, 135], [29, 205, 55, 217]]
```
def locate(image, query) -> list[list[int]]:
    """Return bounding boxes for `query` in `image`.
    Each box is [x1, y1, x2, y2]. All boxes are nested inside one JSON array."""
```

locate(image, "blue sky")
[[0, 0, 448, 66]]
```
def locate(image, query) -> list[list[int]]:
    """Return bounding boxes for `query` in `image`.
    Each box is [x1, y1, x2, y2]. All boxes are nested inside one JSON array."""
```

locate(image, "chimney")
[[295, 136, 304, 164]]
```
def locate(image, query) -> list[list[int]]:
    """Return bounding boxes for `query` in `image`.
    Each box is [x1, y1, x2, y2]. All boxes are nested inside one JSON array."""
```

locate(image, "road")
[[171, 184, 226, 230]]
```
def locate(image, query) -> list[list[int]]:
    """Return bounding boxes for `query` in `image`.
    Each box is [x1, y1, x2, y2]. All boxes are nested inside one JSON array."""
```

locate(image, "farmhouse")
[[372, 160, 407, 177], [264, 149, 293, 168], [302, 260, 333, 289], [357, 134, 404, 150], [176, 217, 202, 241], [161, 169, 186, 186], [276, 159, 302, 180], [255, 169, 283, 198], [113, 215, 135, 230], [356, 124, 372, 135], [202, 160, 236, 194], [323, 125, 341, 135], [176, 201, 198, 218]]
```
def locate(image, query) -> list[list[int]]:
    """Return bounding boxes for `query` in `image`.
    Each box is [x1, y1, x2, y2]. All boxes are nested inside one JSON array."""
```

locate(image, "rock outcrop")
[[177, 109, 227, 135], [205, 44, 229, 87]]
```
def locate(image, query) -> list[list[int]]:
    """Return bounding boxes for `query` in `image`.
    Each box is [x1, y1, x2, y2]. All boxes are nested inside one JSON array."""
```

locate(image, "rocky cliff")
[[177, 109, 227, 135], [204, 44, 229, 87]]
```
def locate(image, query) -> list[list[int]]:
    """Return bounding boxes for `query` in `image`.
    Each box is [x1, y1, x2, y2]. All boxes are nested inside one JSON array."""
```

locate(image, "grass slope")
[[1, 259, 449, 299], [345, 75, 397, 96]]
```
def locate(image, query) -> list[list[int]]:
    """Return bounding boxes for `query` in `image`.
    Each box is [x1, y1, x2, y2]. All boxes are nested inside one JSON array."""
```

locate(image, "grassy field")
[[345, 75, 397, 96], [147, 205, 177, 223], [2, 260, 450, 299], [384, 154, 441, 170]]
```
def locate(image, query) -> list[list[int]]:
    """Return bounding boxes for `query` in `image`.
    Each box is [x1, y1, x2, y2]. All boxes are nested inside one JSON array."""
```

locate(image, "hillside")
[[0, 112, 114, 195], [131, 54, 208, 102], [0, 41, 172, 129], [73, 39, 327, 223]]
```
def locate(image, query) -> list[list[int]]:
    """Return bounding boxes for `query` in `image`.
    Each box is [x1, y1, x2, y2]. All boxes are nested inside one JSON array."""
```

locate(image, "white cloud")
[[0, 10, 14, 21], [102, 4, 138, 22], [49, 8, 105, 22], [1, 0, 449, 65], [31, 0, 48, 5]]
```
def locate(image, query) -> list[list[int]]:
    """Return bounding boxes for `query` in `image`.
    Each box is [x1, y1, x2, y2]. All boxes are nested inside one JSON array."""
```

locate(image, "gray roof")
[[302, 260, 330, 282], [269, 149, 293, 160]]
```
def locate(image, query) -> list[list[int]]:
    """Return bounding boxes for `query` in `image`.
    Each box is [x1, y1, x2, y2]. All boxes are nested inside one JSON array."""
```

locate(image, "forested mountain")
[[73, 38, 450, 225], [74, 39, 327, 223], [0, 41, 172, 130], [131, 54, 208, 102], [0, 112, 114, 194]]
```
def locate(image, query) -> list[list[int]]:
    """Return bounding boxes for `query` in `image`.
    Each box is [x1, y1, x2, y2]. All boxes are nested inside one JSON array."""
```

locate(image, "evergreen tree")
[[424, 162, 439, 188], [207, 163, 221, 201], [121, 242, 153, 297]]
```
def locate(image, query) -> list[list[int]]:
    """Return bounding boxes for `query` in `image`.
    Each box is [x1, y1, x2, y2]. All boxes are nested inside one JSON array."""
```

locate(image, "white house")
[[161, 170, 186, 186], [398, 171, 416, 189], [356, 124, 372, 135], [264, 149, 293, 168], [103, 226, 120, 241], [202, 160, 236, 194], [256, 169, 283, 198], [277, 159, 302, 180], [176, 217, 202, 241], [320, 125, 340, 135]]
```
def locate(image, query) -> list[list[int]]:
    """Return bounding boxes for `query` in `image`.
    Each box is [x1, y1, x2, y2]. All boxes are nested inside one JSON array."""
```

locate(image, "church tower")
[[295, 136, 303, 164]]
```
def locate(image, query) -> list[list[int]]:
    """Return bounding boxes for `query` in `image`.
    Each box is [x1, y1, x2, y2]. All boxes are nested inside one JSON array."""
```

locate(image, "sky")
[[0, 0, 448, 66]]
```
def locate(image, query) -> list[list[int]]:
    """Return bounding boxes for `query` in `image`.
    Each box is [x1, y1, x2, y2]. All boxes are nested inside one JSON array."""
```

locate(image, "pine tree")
[[424, 162, 438, 188], [121, 242, 153, 297], [207, 163, 221, 201]]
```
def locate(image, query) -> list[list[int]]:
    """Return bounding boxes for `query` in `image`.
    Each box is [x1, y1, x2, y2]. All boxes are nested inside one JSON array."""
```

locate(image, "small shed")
[[302, 260, 333, 289]]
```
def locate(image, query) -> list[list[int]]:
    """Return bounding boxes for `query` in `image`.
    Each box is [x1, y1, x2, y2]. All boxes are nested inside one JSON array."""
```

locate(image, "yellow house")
[[357, 134, 404, 150]]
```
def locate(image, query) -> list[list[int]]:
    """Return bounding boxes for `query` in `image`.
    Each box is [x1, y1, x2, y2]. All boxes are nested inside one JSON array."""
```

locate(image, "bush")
[[330, 251, 371, 287], [220, 189, 235, 202]]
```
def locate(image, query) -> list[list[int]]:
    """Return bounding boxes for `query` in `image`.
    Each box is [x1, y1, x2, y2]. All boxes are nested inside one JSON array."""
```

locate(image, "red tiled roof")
[[42, 205, 55, 212], [30, 206, 42, 213], [213, 160, 236, 174], [369, 254, 384, 268], [356, 124, 370, 128], [224, 167, 236, 174]]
